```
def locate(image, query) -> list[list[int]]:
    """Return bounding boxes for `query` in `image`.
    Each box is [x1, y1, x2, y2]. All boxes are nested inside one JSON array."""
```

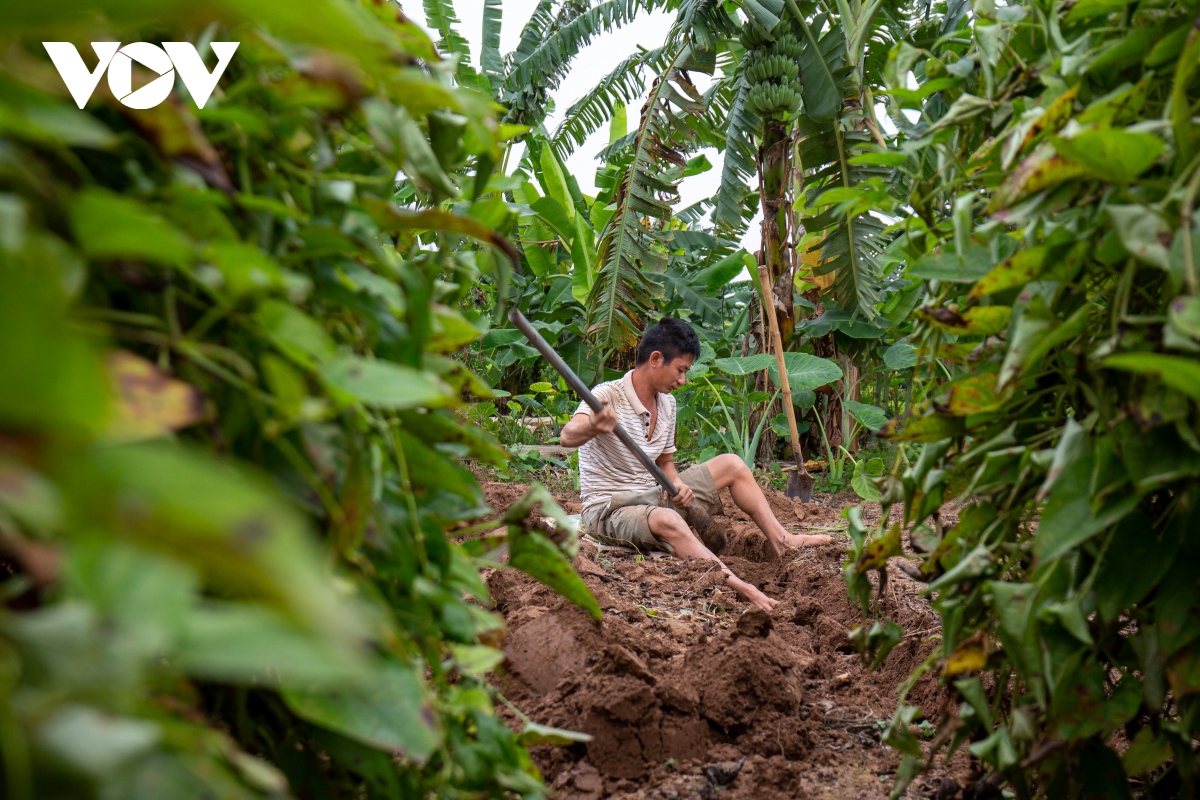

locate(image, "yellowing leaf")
[[799, 241, 836, 289], [881, 412, 965, 442], [947, 372, 1002, 415], [988, 149, 1087, 212], [937, 342, 989, 363], [856, 522, 901, 572], [962, 307, 1012, 336], [969, 246, 1050, 300], [1018, 85, 1079, 151], [920, 305, 1011, 336], [104, 351, 206, 442], [943, 632, 989, 676]]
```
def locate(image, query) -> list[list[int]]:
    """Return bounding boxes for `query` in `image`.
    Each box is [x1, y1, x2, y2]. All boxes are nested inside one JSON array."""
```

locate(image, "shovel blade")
[[685, 505, 727, 555], [785, 467, 814, 504]]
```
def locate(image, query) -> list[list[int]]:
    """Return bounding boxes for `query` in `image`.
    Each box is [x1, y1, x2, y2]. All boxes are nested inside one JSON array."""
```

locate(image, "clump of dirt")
[[483, 481, 966, 799], [719, 487, 845, 531]]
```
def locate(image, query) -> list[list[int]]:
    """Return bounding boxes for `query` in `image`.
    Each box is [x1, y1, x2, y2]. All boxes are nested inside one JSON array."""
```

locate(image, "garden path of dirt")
[[480, 480, 973, 800]]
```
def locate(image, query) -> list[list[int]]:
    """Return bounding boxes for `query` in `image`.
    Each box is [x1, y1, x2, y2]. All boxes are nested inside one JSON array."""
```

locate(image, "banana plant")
[[512, 133, 599, 302], [583, 45, 709, 352], [422, 0, 669, 157], [741, 21, 806, 338]]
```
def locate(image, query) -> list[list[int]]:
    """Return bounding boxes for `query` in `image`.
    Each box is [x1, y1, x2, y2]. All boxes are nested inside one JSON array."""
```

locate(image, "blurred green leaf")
[[199, 241, 310, 299], [321, 356, 451, 409], [78, 444, 360, 641], [1104, 352, 1200, 401], [37, 705, 161, 778], [259, 300, 338, 369], [71, 190, 191, 265], [1108, 205, 1172, 271], [503, 485, 600, 620], [178, 602, 365, 686], [0, 257, 107, 432], [882, 342, 917, 370], [283, 661, 442, 760], [0, 457, 63, 533], [1051, 128, 1163, 184]]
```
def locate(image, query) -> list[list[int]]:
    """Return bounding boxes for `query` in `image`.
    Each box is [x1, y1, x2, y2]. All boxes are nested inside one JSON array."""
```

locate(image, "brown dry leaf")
[[105, 350, 206, 441]]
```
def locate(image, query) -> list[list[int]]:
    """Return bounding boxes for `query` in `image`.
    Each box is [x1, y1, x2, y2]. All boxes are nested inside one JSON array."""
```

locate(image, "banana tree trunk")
[[839, 352, 860, 453], [757, 122, 794, 341]]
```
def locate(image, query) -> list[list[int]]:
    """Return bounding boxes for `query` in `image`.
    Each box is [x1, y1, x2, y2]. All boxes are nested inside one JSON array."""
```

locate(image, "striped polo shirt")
[[575, 370, 676, 514]]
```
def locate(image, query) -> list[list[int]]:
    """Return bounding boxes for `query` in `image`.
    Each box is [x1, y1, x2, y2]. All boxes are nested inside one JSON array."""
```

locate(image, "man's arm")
[[560, 405, 617, 447], [655, 452, 695, 509]]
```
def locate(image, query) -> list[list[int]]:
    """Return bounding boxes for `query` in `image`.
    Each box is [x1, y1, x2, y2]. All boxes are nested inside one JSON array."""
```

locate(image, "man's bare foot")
[[726, 575, 777, 613]]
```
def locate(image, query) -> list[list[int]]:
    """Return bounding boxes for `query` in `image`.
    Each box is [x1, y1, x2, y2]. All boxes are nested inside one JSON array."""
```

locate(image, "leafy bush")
[[0, 2, 597, 797], [844, 1, 1200, 796]]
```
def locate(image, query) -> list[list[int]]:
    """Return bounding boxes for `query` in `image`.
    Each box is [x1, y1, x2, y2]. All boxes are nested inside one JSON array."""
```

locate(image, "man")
[[560, 318, 833, 612]]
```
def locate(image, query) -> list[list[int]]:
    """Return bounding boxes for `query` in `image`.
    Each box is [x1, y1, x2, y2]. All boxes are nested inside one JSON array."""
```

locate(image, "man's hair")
[[636, 317, 700, 366]]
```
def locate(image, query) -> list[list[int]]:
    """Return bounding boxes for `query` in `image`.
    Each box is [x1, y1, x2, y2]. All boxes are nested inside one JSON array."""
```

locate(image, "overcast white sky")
[[410, 0, 762, 250]]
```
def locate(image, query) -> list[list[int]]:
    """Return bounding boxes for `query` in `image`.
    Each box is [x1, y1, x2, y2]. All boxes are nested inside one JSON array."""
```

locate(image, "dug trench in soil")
[[481, 480, 972, 799]]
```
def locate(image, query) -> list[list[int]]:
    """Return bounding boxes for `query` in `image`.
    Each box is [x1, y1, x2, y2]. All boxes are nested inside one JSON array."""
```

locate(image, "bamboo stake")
[[756, 263, 814, 499]]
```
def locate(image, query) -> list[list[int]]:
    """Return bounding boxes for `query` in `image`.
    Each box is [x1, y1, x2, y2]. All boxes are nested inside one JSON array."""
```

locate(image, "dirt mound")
[[719, 484, 846, 531], [483, 481, 965, 798]]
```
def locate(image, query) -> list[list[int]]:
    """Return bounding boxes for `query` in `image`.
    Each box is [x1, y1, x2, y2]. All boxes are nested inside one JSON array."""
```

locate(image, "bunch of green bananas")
[[741, 28, 803, 120], [746, 53, 799, 84]]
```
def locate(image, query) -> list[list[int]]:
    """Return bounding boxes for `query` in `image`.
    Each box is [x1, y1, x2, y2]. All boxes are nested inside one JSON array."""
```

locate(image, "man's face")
[[645, 352, 695, 392]]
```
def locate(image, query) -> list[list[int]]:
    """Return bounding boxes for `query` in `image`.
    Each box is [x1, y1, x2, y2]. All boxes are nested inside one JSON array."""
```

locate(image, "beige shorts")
[[581, 464, 723, 553]]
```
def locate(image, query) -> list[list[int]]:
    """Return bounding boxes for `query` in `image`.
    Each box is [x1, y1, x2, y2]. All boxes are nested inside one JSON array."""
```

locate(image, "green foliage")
[[848, 0, 1200, 796], [0, 2, 601, 798], [585, 51, 704, 350], [710, 74, 762, 233], [549, 46, 671, 160]]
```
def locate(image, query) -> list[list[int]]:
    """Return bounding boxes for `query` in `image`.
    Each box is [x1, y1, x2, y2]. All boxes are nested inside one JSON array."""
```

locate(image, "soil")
[[481, 480, 971, 800]]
